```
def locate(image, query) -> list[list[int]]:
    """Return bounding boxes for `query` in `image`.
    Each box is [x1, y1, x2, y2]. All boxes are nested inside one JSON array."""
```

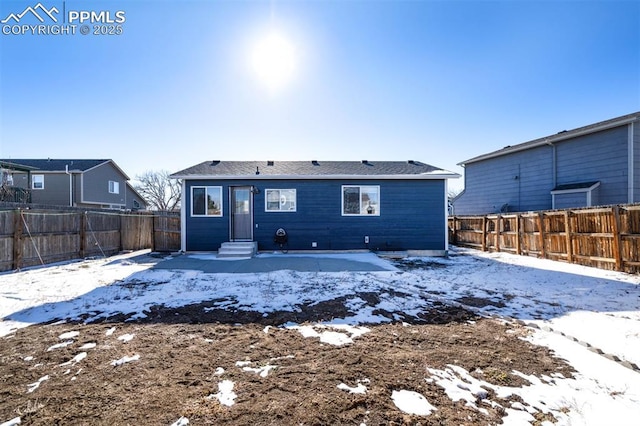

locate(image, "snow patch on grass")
[[207, 380, 237, 406], [110, 354, 140, 366], [391, 390, 436, 415]]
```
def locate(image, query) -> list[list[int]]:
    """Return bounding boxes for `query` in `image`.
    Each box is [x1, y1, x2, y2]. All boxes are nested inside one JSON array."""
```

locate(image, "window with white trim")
[[342, 185, 380, 216], [266, 189, 296, 211], [192, 186, 223, 216], [108, 180, 120, 194], [32, 174, 44, 190]]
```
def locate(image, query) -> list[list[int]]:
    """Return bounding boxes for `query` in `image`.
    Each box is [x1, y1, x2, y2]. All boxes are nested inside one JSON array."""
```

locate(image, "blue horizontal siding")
[[184, 179, 446, 251], [454, 123, 634, 214], [454, 145, 553, 214], [555, 126, 628, 206]]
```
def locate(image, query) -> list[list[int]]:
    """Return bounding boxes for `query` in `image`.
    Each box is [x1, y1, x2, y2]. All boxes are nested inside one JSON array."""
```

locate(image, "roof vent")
[[311, 160, 319, 166], [361, 160, 369, 164], [267, 161, 274, 166], [407, 160, 415, 164], [255, 166, 260, 175], [210, 160, 220, 166]]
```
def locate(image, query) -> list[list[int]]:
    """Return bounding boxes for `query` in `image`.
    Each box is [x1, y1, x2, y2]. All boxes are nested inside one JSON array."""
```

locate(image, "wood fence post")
[[564, 210, 573, 264], [79, 212, 86, 259], [118, 213, 123, 252], [612, 206, 623, 271], [12, 209, 23, 270], [538, 212, 546, 259], [481, 216, 487, 251], [452, 216, 457, 245], [496, 215, 501, 252], [515, 214, 521, 255], [151, 214, 157, 252]]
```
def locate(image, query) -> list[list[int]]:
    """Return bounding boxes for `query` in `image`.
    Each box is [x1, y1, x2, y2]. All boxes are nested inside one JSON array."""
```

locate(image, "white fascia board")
[[550, 182, 601, 195], [171, 173, 461, 181]]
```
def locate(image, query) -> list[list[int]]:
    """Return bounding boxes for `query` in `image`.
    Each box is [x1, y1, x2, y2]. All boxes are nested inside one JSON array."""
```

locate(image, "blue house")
[[453, 112, 640, 215], [170, 160, 459, 256]]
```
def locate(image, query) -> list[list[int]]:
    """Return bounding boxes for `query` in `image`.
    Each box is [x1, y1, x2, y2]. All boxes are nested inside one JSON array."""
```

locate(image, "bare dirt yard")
[[1, 301, 570, 425]]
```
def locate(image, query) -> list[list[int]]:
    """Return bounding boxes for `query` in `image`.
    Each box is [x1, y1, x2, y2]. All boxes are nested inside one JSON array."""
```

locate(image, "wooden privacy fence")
[[449, 204, 640, 274], [0, 209, 181, 272]]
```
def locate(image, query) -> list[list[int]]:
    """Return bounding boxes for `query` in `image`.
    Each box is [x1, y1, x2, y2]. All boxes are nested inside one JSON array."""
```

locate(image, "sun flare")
[[250, 30, 296, 93]]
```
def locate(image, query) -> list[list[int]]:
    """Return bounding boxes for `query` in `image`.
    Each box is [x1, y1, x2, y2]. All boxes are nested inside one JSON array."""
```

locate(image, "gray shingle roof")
[[0, 159, 110, 172], [171, 160, 458, 179]]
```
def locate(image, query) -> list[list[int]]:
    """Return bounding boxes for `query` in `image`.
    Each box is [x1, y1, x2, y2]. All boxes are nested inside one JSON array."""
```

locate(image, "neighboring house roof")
[[0, 160, 39, 172], [0, 159, 130, 179], [171, 160, 459, 180], [459, 111, 640, 166]]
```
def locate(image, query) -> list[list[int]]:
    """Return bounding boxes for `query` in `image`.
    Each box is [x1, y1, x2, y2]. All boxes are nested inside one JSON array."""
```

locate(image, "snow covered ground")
[[1, 247, 639, 425]]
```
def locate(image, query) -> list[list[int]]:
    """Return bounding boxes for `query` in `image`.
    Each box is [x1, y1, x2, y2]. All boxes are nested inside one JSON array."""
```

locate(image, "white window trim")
[[265, 188, 297, 212], [108, 180, 120, 194], [191, 186, 223, 217], [32, 174, 44, 190], [341, 185, 381, 216]]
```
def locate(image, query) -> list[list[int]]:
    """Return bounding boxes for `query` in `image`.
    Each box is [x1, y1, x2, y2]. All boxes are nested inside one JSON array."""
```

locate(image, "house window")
[[342, 185, 380, 216], [109, 181, 120, 194], [192, 186, 223, 216], [32, 174, 44, 190], [266, 189, 296, 211]]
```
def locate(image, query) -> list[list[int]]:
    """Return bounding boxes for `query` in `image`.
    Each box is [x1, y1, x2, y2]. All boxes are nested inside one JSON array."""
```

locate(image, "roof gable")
[[171, 160, 459, 180]]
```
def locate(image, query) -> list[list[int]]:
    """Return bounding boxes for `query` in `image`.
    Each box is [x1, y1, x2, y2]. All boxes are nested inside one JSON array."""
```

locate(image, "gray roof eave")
[[170, 172, 460, 180]]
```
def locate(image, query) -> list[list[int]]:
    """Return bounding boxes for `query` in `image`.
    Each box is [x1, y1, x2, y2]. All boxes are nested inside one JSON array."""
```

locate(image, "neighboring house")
[[1, 159, 147, 210], [170, 160, 459, 255], [452, 112, 640, 215], [1, 160, 38, 203]]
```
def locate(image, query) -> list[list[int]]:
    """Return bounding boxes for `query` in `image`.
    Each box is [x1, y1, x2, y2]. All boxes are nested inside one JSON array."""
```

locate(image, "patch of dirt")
[[392, 258, 448, 271], [0, 307, 573, 425], [456, 296, 507, 309]]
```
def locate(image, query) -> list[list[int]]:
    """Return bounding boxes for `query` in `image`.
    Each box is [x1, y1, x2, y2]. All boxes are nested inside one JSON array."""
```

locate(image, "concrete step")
[[217, 241, 257, 258]]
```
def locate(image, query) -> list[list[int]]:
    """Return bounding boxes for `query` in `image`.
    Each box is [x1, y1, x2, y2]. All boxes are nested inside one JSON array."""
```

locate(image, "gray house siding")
[[82, 163, 127, 207], [555, 126, 628, 206], [2, 159, 146, 210], [184, 179, 446, 252], [454, 145, 553, 215], [126, 185, 146, 210], [11, 172, 73, 206]]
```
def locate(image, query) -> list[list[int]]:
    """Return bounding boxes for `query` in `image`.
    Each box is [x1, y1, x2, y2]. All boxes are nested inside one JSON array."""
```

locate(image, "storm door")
[[230, 187, 253, 241]]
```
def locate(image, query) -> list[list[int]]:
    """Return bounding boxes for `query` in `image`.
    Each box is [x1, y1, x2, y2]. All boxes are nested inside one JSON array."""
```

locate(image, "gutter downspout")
[[180, 179, 187, 252], [549, 141, 557, 189], [444, 179, 449, 255], [65, 165, 72, 207], [629, 122, 634, 204]]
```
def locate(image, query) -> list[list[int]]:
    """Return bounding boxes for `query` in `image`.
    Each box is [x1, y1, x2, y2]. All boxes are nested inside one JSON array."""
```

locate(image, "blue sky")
[[1, 0, 638, 191]]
